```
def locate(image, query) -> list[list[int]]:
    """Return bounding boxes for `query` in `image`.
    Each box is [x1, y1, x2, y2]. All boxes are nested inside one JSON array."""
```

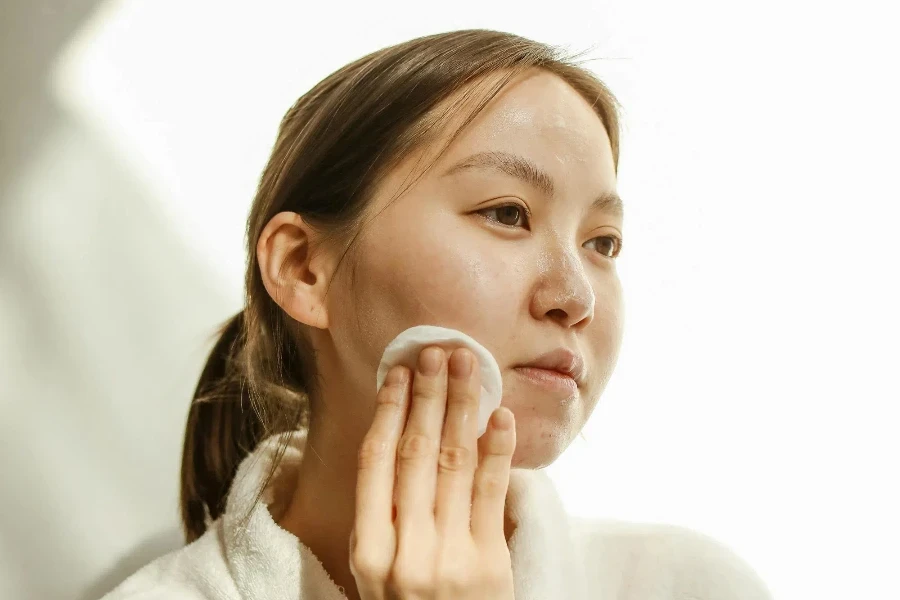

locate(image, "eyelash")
[[476, 202, 623, 259]]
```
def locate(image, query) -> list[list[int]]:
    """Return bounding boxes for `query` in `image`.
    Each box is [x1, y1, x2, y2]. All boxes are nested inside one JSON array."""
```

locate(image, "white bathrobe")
[[101, 430, 773, 599]]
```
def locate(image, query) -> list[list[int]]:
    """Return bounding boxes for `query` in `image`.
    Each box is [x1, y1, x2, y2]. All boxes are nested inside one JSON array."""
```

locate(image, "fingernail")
[[419, 347, 443, 375], [449, 349, 472, 378], [387, 365, 409, 385], [491, 408, 513, 430]]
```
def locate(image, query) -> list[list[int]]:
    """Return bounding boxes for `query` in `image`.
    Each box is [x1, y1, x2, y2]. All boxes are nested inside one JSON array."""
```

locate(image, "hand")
[[350, 345, 517, 600]]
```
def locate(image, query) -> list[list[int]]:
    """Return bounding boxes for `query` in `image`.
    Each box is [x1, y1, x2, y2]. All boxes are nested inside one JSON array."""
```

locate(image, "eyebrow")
[[441, 150, 624, 218]]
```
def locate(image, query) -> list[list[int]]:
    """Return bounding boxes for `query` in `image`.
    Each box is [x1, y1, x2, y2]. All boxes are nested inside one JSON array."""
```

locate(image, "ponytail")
[[179, 310, 264, 543]]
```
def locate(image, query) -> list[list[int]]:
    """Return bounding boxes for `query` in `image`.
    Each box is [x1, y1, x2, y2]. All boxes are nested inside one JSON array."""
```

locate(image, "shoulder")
[[571, 518, 773, 600], [99, 522, 237, 600]]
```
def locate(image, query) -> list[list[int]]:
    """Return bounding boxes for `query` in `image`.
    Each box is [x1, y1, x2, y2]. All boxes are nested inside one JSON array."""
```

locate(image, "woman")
[[103, 29, 772, 600]]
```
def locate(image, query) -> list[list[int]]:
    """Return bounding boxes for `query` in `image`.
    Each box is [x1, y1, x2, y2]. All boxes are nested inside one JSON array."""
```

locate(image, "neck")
[[277, 412, 362, 598]]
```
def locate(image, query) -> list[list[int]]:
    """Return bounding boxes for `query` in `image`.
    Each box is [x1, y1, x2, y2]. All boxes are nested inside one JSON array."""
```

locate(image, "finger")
[[395, 346, 448, 539], [434, 348, 480, 536], [354, 365, 411, 550], [470, 407, 516, 542]]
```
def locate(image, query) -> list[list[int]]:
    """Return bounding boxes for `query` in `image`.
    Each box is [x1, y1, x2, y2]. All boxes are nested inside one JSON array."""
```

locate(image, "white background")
[[1, 1, 898, 599]]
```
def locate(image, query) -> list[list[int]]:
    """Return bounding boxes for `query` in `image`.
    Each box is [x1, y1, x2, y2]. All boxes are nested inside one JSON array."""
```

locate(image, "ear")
[[256, 211, 335, 330]]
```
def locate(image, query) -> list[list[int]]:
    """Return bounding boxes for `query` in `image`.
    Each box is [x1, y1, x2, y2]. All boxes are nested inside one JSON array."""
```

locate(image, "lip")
[[515, 347, 586, 386], [513, 366, 579, 396]]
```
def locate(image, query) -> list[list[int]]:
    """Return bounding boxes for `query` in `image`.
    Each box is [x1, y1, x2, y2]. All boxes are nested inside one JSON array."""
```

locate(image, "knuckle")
[[437, 445, 472, 473], [371, 387, 403, 421], [438, 569, 470, 593], [446, 387, 476, 408], [412, 374, 443, 402], [436, 557, 472, 592], [377, 379, 406, 401], [397, 432, 437, 462], [390, 564, 431, 594], [357, 436, 389, 469], [349, 546, 389, 581]]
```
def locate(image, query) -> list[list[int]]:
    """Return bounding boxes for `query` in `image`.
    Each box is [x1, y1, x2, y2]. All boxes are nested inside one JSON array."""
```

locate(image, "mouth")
[[514, 347, 586, 388], [513, 366, 579, 396]]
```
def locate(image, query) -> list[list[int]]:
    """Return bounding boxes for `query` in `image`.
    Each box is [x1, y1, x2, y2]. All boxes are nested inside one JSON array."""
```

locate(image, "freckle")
[[467, 258, 485, 279]]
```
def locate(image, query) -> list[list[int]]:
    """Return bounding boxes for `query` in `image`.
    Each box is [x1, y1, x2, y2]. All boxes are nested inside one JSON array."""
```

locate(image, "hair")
[[179, 28, 622, 543]]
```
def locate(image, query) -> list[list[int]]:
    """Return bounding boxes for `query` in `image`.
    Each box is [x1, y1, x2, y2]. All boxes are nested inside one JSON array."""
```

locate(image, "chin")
[[507, 419, 578, 470], [501, 381, 585, 469]]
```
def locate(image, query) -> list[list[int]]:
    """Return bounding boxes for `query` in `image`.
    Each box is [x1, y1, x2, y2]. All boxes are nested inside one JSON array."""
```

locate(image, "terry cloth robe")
[[101, 430, 773, 599]]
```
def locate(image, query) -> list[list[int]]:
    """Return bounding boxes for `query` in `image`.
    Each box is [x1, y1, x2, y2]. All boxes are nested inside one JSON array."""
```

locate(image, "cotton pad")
[[376, 325, 503, 438]]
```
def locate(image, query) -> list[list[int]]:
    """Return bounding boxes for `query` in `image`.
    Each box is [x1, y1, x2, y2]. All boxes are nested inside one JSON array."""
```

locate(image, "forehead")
[[371, 69, 617, 213], [435, 69, 615, 184]]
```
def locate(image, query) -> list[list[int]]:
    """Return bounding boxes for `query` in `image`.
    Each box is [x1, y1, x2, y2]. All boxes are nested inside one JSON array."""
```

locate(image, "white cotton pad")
[[376, 325, 503, 438]]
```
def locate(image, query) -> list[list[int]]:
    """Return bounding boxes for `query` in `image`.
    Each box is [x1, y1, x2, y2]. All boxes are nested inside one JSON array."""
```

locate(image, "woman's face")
[[324, 69, 624, 469]]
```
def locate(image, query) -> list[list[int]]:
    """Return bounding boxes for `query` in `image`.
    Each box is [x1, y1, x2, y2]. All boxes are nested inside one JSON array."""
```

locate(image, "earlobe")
[[256, 211, 331, 330]]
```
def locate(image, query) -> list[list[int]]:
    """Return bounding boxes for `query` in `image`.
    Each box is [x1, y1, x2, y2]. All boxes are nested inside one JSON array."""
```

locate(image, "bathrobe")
[[101, 430, 773, 599]]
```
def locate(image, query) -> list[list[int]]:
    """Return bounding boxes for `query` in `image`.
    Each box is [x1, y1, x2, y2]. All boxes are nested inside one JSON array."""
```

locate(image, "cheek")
[[339, 223, 517, 364], [586, 279, 625, 393], [415, 233, 522, 337], [599, 278, 625, 354], [383, 221, 514, 319]]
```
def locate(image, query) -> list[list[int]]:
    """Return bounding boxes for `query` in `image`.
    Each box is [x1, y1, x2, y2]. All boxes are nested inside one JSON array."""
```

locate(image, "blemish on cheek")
[[466, 257, 487, 280]]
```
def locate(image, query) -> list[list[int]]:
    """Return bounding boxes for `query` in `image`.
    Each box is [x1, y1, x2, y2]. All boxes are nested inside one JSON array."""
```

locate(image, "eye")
[[477, 202, 623, 259], [584, 235, 623, 259], [477, 202, 531, 228]]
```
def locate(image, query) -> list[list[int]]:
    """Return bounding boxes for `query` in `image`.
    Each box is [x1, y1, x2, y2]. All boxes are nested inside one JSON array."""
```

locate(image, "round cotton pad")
[[376, 325, 503, 438]]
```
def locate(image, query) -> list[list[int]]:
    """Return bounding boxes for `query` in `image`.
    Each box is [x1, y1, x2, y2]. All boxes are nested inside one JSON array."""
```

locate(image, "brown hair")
[[179, 28, 622, 543]]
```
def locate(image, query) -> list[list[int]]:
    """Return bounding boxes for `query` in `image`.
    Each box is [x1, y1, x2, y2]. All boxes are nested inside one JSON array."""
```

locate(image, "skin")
[[256, 68, 624, 599]]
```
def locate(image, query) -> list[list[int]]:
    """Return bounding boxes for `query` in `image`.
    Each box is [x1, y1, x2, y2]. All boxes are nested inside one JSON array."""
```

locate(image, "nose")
[[530, 246, 594, 328]]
